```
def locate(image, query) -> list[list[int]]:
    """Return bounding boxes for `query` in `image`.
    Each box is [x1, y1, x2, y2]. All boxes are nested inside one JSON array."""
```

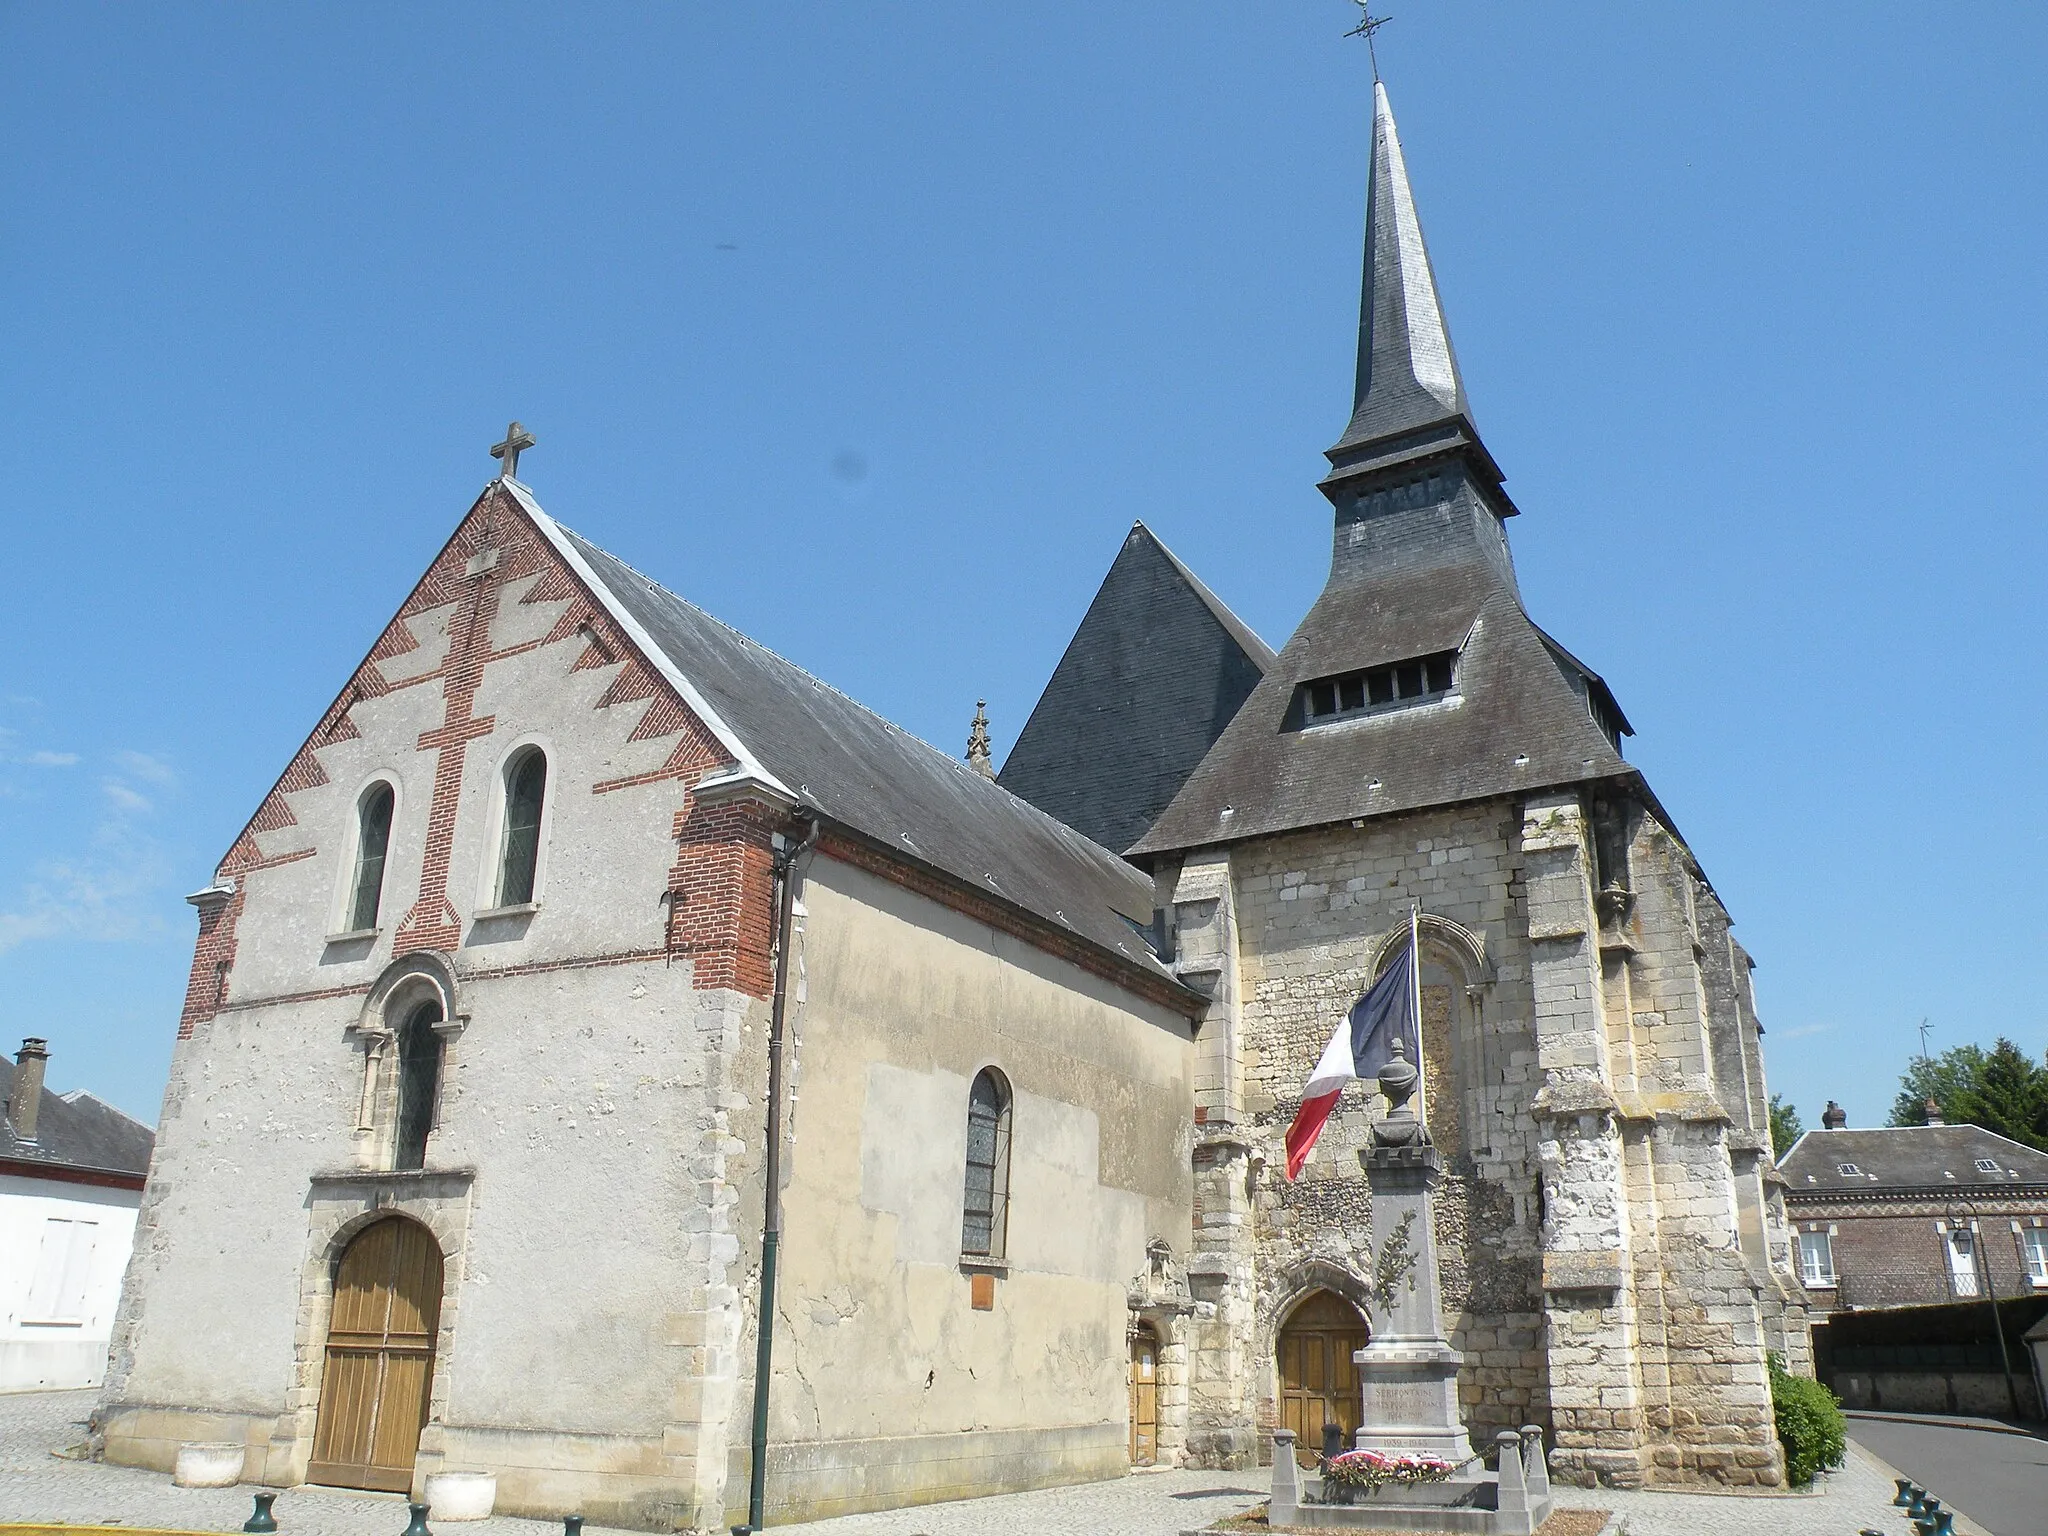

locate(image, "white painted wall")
[[0, 1174, 141, 1392]]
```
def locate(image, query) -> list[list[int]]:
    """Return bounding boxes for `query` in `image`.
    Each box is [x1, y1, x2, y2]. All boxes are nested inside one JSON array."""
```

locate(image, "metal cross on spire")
[[1344, 3, 1393, 81], [490, 421, 537, 481]]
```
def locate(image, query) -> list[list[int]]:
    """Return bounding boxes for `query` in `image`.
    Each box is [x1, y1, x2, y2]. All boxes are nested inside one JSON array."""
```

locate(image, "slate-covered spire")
[[1335, 82, 1471, 456], [1130, 81, 1633, 861]]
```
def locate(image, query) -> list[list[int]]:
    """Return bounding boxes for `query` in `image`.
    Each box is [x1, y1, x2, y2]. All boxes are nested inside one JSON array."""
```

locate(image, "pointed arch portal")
[[308, 1217, 443, 1492], [1276, 1289, 1369, 1467]]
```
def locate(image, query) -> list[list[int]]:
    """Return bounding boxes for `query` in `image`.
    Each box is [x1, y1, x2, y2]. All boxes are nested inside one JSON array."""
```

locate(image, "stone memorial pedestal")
[[1352, 1040, 1477, 1468]]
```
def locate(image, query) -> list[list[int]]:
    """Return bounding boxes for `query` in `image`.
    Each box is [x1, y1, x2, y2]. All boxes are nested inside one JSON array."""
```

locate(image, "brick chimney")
[[1924, 1097, 1945, 1127], [8, 1037, 48, 1143], [1821, 1100, 1846, 1130]]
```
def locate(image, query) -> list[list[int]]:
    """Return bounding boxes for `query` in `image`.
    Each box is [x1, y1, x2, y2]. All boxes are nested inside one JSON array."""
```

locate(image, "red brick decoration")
[[666, 799, 779, 998], [178, 480, 793, 1037]]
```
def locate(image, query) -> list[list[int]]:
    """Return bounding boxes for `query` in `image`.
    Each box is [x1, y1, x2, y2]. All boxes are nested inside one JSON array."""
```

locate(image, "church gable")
[[179, 481, 778, 1039]]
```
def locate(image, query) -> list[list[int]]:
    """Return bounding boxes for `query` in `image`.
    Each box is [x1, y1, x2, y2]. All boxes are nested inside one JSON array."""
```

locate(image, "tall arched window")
[[348, 783, 396, 932], [394, 1000, 444, 1171], [961, 1068, 1012, 1260], [497, 748, 547, 906]]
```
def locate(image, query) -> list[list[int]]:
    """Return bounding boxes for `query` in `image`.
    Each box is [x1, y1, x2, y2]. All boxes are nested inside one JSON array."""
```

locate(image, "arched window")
[[348, 783, 396, 932], [961, 1068, 1012, 1260], [394, 1000, 444, 1171], [496, 748, 547, 906]]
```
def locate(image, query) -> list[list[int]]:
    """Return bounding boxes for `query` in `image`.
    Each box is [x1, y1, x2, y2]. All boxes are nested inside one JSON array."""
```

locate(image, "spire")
[[966, 700, 994, 778], [1330, 83, 1474, 461]]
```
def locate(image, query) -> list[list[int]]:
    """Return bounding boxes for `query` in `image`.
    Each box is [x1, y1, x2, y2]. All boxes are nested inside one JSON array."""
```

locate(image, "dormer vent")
[[1300, 651, 1456, 725]]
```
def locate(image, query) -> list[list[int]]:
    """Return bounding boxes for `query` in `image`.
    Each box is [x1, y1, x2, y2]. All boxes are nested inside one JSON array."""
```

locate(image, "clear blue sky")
[[4, 4, 2044, 1130]]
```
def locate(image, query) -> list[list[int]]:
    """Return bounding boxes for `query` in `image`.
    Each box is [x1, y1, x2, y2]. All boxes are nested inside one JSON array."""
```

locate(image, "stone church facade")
[[100, 80, 1810, 1532], [98, 475, 1204, 1529]]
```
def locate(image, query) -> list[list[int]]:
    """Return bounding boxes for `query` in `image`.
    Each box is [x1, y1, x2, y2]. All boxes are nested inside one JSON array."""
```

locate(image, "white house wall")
[[0, 1175, 141, 1393]]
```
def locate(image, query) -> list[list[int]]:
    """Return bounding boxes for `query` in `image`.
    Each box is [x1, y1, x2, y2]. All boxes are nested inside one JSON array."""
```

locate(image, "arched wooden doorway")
[[1128, 1325, 1160, 1465], [309, 1217, 443, 1492], [1276, 1289, 1368, 1467]]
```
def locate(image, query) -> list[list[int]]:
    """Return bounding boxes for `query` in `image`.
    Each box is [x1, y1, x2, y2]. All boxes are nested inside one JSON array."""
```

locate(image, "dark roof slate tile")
[[998, 523, 1273, 856], [555, 526, 1183, 993], [1779, 1125, 2048, 1191]]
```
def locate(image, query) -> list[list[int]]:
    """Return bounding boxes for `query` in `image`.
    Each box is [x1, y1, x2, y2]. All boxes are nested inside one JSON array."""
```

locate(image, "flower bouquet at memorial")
[[1318, 1448, 1457, 1501]]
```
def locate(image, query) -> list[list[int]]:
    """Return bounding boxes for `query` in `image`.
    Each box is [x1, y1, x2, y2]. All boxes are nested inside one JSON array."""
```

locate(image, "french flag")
[[1283, 934, 1418, 1180]]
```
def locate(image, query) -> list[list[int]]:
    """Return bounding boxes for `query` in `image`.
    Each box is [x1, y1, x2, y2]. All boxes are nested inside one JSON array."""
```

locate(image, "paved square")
[[0, 1389, 1929, 1536]]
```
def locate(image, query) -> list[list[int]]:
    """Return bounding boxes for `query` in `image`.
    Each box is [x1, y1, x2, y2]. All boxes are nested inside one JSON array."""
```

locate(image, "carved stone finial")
[[966, 700, 994, 777], [1371, 1034, 1428, 1147]]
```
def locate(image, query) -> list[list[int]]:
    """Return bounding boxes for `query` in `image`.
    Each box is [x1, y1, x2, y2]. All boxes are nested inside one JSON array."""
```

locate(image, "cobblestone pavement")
[[0, 1388, 1929, 1536]]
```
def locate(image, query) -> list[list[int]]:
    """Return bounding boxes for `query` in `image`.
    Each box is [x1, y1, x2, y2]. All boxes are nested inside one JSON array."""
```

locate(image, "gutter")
[[738, 811, 819, 1535], [0, 1156, 149, 1192]]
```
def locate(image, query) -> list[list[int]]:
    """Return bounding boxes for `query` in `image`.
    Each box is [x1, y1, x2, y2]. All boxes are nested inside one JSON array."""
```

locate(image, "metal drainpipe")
[[739, 813, 817, 1536]]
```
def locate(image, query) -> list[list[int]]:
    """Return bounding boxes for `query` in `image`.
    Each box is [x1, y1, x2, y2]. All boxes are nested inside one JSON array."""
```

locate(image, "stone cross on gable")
[[490, 421, 537, 481]]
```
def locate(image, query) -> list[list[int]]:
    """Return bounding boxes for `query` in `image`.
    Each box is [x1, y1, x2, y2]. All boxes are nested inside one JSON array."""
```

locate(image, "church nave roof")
[[507, 484, 1189, 1002]]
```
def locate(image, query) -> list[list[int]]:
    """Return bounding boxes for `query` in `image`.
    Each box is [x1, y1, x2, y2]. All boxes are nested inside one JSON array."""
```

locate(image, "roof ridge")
[[1132, 522, 1279, 669], [57, 1088, 153, 1128]]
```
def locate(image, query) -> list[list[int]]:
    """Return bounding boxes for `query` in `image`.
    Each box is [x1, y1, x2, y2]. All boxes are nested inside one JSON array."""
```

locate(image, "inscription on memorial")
[[1363, 1380, 1437, 1424]]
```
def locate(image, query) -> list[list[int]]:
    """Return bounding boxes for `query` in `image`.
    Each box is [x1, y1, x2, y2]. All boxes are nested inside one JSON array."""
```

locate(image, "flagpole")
[[1410, 902, 1426, 1127]]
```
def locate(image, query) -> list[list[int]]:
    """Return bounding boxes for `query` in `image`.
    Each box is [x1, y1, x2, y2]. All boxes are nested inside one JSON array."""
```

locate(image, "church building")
[[100, 82, 1809, 1529]]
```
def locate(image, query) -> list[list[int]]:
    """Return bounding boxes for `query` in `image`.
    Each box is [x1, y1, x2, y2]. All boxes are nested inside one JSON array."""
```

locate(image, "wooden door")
[[1277, 1290, 1367, 1468], [309, 1218, 443, 1492], [1129, 1329, 1159, 1465]]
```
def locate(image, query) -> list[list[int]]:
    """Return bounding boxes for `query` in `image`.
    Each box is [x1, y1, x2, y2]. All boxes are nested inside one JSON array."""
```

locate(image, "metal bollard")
[[564, 1519, 584, 1536], [1931, 1514, 1955, 1536], [1906, 1488, 1929, 1518], [402, 1502, 432, 1536], [1893, 1480, 1918, 1508], [243, 1492, 279, 1533]]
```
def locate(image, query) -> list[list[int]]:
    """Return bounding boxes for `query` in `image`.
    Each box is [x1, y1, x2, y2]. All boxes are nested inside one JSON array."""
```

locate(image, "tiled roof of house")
[[1780, 1124, 2048, 1194], [0, 1056, 154, 1179]]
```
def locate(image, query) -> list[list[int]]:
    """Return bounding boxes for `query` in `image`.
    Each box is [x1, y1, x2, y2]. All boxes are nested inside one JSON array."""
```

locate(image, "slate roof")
[[1, 1056, 155, 1180], [1132, 83, 1633, 859], [998, 522, 1275, 855], [513, 494, 1185, 996], [1333, 82, 1476, 458], [1780, 1125, 2048, 1194]]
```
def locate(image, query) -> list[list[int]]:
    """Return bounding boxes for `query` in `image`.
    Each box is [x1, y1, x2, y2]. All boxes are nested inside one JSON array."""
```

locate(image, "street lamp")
[[1943, 1201, 2021, 1421]]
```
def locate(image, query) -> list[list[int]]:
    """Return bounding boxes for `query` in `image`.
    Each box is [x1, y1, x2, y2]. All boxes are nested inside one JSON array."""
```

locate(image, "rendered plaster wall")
[[737, 857, 1197, 1522], [211, 560, 696, 1000], [0, 1176, 142, 1393], [99, 517, 774, 1531], [98, 956, 755, 1529]]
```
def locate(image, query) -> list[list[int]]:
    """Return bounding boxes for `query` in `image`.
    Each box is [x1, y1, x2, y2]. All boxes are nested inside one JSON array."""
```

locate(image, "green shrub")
[[1768, 1351, 1846, 1487]]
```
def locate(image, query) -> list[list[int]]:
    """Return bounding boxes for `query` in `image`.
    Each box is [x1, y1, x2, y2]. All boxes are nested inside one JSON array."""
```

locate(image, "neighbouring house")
[[2, 1037, 156, 1392], [1779, 1100, 2048, 1313]]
